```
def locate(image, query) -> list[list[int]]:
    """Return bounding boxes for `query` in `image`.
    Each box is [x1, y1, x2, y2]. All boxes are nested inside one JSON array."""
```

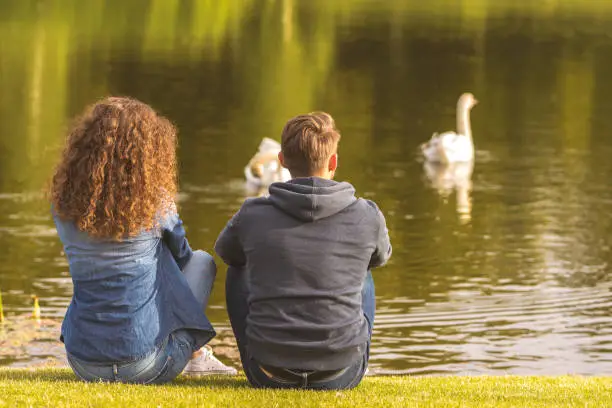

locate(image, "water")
[[1, 0, 612, 375]]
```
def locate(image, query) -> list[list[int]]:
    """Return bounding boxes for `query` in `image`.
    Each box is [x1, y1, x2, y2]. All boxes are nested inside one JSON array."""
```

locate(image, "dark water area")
[[1, 0, 611, 375]]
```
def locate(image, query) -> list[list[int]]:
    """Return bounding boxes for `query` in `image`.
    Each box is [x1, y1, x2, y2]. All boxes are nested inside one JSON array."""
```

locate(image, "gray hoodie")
[[215, 177, 392, 370]]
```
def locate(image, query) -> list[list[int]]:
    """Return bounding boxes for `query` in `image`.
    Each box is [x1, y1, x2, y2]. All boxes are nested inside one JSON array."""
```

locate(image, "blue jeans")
[[67, 250, 216, 384], [226, 267, 375, 390]]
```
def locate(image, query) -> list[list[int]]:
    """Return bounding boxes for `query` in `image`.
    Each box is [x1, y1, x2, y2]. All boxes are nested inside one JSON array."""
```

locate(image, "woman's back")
[[55, 217, 168, 361]]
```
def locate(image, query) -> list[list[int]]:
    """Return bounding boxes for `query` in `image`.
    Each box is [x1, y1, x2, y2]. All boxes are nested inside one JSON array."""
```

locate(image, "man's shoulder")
[[359, 198, 382, 211], [238, 196, 275, 215], [353, 197, 384, 219], [242, 196, 273, 207]]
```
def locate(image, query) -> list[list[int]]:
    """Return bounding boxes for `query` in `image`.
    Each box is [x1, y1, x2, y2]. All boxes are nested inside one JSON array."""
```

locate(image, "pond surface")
[[1, 0, 612, 375]]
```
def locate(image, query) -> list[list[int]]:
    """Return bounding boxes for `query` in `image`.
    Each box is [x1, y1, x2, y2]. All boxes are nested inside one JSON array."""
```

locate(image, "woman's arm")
[[162, 212, 194, 270]]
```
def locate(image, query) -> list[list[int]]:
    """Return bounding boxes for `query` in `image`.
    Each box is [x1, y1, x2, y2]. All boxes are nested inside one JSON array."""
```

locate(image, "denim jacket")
[[53, 211, 215, 363]]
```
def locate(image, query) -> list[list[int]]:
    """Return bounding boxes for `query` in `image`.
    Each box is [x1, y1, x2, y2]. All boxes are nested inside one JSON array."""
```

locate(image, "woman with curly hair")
[[50, 96, 237, 383]]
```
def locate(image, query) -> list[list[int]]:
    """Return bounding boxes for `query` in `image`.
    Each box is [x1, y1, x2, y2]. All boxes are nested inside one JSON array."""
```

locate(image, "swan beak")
[[473, 99, 479, 105]]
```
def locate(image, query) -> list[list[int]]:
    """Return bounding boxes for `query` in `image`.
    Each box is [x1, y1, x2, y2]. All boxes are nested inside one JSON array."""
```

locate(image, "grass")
[[0, 369, 610, 407]]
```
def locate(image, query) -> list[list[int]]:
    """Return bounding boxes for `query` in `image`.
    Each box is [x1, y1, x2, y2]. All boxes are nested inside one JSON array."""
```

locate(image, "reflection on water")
[[1, 0, 612, 374], [374, 285, 612, 375], [422, 161, 474, 224]]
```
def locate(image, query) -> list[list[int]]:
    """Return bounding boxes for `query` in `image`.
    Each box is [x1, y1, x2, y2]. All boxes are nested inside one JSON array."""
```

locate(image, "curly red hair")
[[50, 96, 178, 240]]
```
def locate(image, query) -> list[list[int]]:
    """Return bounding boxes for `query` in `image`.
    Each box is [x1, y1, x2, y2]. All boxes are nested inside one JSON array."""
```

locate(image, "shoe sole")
[[183, 371, 238, 377]]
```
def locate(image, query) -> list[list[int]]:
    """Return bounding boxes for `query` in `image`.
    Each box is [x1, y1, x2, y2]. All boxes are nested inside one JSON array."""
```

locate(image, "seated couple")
[[51, 97, 392, 390]]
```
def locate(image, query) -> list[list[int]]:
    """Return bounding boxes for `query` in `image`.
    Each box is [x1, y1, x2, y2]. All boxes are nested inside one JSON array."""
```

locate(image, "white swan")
[[244, 138, 291, 192], [421, 93, 478, 163]]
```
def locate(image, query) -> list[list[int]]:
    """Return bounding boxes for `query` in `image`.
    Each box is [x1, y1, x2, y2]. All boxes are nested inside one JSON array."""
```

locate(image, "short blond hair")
[[280, 112, 341, 176]]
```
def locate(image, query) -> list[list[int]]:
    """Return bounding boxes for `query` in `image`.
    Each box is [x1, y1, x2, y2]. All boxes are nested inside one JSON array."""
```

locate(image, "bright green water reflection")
[[1, 0, 612, 374]]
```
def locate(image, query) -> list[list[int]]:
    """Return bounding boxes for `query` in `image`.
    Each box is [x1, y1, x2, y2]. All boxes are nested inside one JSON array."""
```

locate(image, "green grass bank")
[[0, 369, 610, 407]]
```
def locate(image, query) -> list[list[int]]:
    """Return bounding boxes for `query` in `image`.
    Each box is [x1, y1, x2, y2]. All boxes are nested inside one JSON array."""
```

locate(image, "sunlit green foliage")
[[1, 0, 609, 191]]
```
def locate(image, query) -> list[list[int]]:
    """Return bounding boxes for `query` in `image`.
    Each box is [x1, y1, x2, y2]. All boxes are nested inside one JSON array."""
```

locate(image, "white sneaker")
[[183, 346, 238, 376]]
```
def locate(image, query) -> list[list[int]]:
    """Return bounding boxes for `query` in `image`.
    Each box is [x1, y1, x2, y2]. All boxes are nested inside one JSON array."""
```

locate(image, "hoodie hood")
[[268, 177, 357, 222]]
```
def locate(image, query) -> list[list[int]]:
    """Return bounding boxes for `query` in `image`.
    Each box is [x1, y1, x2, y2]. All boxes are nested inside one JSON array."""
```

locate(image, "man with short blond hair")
[[215, 112, 392, 390], [279, 112, 341, 176]]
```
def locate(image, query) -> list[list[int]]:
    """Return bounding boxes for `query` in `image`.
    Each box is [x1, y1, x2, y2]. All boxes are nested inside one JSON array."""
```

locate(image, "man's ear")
[[328, 153, 338, 172], [278, 151, 285, 167]]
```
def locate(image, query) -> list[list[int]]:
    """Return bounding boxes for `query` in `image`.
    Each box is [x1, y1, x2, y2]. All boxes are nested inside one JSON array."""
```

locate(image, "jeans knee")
[[192, 250, 217, 277]]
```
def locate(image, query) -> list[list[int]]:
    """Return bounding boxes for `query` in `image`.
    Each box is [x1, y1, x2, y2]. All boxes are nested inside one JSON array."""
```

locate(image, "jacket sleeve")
[[162, 212, 194, 270], [214, 209, 246, 267], [368, 202, 392, 269]]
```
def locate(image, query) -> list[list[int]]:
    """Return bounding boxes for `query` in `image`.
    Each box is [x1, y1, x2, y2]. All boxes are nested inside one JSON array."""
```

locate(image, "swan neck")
[[457, 103, 472, 140]]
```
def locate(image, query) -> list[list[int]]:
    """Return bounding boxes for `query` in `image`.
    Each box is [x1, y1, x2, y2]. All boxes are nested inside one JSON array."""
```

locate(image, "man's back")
[[218, 111, 391, 389], [215, 177, 391, 371]]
